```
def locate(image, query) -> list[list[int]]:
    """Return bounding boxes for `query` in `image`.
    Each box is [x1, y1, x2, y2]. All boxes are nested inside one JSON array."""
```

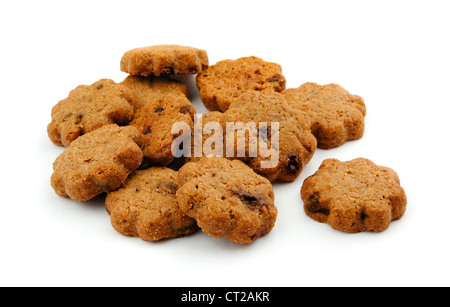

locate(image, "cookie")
[[105, 167, 198, 241], [120, 45, 209, 76], [51, 124, 143, 202], [176, 157, 277, 243], [187, 111, 225, 163], [47, 79, 134, 147], [196, 56, 286, 112], [282, 82, 366, 149], [120, 75, 188, 112], [221, 91, 317, 182], [301, 158, 407, 233], [131, 94, 196, 167]]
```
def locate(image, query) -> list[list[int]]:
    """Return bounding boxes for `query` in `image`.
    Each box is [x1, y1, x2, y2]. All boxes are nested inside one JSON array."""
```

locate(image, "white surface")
[[1, 0, 449, 287]]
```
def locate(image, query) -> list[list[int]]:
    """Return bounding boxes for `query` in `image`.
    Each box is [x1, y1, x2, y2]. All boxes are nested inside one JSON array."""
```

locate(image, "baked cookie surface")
[[51, 124, 143, 201], [282, 82, 366, 149], [105, 167, 198, 241], [176, 157, 277, 243], [47, 79, 134, 147], [301, 158, 407, 233], [120, 45, 209, 76], [221, 91, 317, 182], [120, 75, 188, 112], [130, 94, 196, 167], [196, 56, 286, 111]]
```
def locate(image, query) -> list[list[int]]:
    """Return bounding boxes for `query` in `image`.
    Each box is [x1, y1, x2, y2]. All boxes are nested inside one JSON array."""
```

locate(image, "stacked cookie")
[[48, 44, 407, 243]]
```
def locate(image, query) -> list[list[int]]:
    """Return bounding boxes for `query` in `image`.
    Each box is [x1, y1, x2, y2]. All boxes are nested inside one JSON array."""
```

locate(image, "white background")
[[1, 0, 449, 287]]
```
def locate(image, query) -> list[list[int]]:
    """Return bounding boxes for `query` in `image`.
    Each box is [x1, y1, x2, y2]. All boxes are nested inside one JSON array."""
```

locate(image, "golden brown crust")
[[282, 82, 366, 149], [51, 124, 143, 201], [120, 45, 209, 76], [301, 158, 407, 233], [196, 56, 286, 111], [176, 157, 277, 243], [105, 167, 198, 241], [47, 79, 134, 147]]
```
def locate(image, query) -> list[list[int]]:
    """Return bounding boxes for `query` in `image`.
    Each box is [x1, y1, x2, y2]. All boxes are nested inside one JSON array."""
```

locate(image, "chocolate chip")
[[96, 84, 104, 90], [287, 155, 301, 174], [157, 182, 178, 194], [361, 212, 368, 221], [143, 126, 152, 135], [307, 192, 330, 215], [76, 114, 83, 125], [267, 74, 280, 82], [179, 105, 190, 114], [154, 107, 164, 113], [232, 189, 267, 210]]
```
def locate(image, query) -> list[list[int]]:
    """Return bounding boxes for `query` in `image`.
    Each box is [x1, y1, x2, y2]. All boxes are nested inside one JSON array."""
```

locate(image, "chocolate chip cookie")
[[120, 45, 209, 76], [221, 91, 317, 182], [105, 167, 198, 241], [120, 75, 188, 112], [196, 56, 286, 111], [301, 158, 407, 233], [176, 157, 278, 243], [48, 79, 134, 147], [51, 124, 143, 201], [130, 94, 196, 167], [282, 82, 366, 149]]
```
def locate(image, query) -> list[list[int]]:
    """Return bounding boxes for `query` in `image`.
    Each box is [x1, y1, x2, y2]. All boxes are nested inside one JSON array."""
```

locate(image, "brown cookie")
[[51, 124, 143, 202], [120, 75, 188, 112], [47, 79, 134, 147], [282, 82, 366, 149], [130, 94, 196, 167], [196, 56, 286, 112], [221, 91, 317, 182], [301, 158, 407, 233], [120, 45, 209, 76], [105, 167, 198, 241], [176, 157, 277, 243], [187, 111, 225, 163]]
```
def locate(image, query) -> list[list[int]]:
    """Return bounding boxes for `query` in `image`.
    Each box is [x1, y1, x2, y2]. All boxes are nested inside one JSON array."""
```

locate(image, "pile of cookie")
[[47, 45, 407, 243]]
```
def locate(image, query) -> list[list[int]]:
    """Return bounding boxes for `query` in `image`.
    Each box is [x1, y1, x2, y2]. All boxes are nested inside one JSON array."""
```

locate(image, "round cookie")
[[51, 124, 143, 202], [301, 158, 407, 233], [105, 167, 198, 241], [130, 94, 196, 167], [120, 75, 188, 112], [282, 82, 366, 149], [120, 45, 209, 76], [196, 56, 286, 112], [221, 91, 317, 182], [176, 157, 278, 244], [48, 79, 134, 147]]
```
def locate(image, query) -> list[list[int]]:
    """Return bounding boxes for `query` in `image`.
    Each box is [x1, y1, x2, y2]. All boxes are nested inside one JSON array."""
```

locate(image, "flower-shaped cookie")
[[51, 125, 143, 201], [48, 79, 134, 147], [301, 158, 407, 232], [105, 167, 198, 241], [282, 82, 366, 149]]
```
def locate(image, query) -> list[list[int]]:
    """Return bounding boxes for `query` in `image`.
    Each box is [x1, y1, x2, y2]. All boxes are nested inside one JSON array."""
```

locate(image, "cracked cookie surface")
[[282, 82, 366, 149], [196, 56, 286, 111], [51, 124, 143, 201], [176, 157, 277, 243], [47, 79, 134, 147], [301, 158, 407, 233], [105, 167, 198, 241], [120, 45, 209, 76]]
